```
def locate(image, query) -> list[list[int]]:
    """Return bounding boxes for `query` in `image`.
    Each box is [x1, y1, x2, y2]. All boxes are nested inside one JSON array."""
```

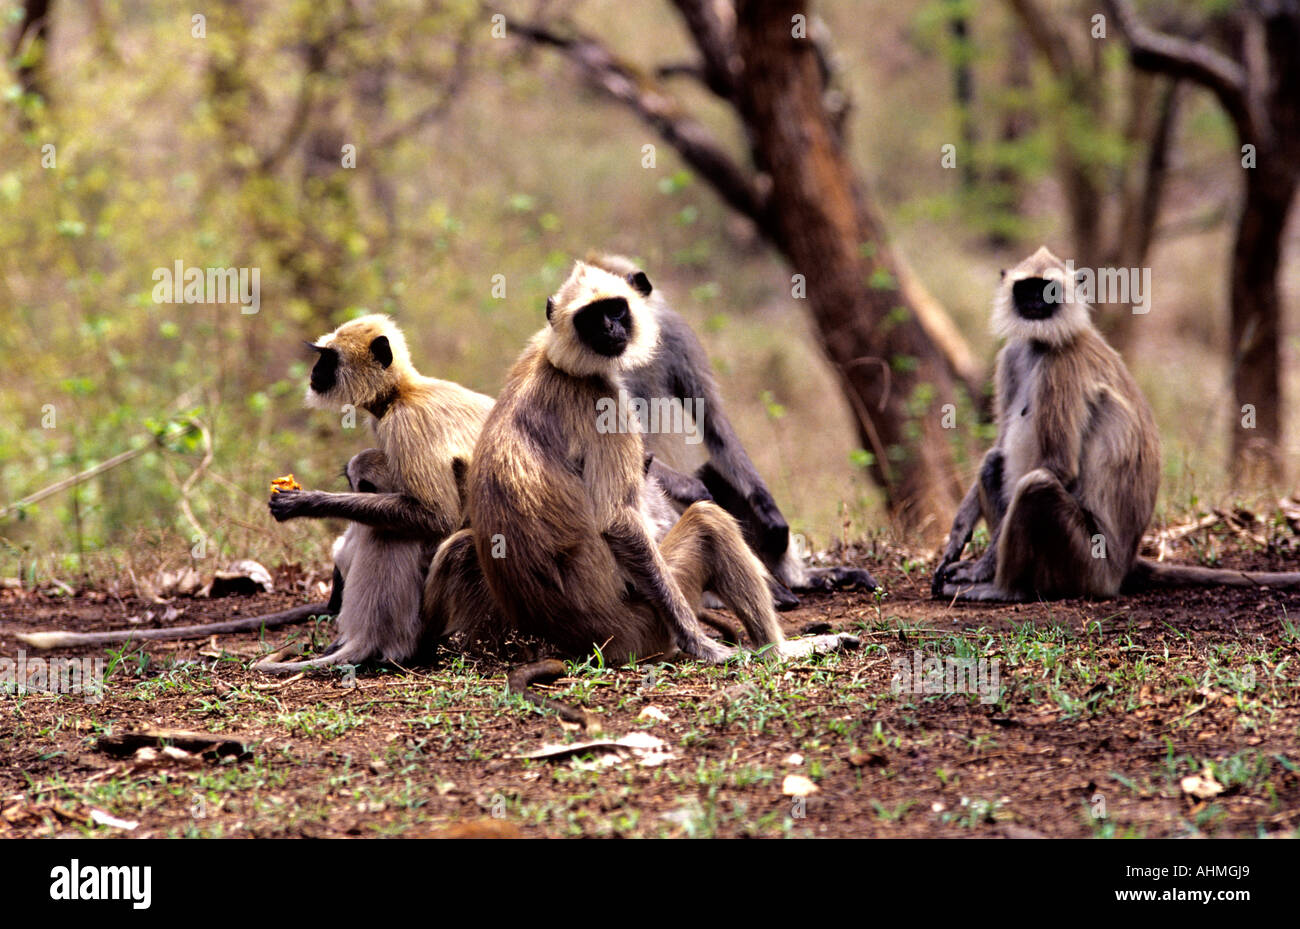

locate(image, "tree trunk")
[[947, 0, 978, 190], [1230, 166, 1298, 483], [735, 0, 964, 535], [1105, 0, 1300, 481], [11, 0, 52, 124]]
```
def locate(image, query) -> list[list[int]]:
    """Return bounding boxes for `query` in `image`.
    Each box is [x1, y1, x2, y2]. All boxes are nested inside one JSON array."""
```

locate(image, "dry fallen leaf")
[[90, 809, 139, 831], [1180, 769, 1224, 800], [637, 705, 669, 723], [782, 775, 818, 797], [205, 560, 274, 598], [523, 732, 675, 767]]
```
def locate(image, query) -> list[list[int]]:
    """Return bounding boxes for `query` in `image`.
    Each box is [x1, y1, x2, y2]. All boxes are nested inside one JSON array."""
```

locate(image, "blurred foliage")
[[0, 0, 1286, 583]]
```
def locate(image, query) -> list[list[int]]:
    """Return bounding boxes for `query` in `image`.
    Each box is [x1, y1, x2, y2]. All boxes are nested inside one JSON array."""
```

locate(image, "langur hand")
[[933, 558, 993, 596], [931, 558, 955, 597], [268, 488, 318, 522]]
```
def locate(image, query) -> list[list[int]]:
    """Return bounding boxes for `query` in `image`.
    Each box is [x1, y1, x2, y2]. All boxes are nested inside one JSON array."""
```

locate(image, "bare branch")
[[1131, 79, 1180, 261], [1005, 0, 1075, 78], [667, 0, 741, 98], [1103, 0, 1253, 137], [373, 24, 475, 148], [511, 19, 768, 227], [655, 60, 707, 82]]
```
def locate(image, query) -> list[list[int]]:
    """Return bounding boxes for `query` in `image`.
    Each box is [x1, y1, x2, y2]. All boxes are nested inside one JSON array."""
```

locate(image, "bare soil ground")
[[1, 539, 1298, 839]]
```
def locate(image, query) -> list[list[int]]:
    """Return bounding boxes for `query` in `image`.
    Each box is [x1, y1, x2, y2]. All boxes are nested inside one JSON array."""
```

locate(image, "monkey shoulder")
[[373, 402, 467, 511]]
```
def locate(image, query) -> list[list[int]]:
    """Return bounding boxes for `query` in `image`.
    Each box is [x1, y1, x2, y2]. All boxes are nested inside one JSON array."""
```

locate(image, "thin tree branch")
[[1103, 0, 1254, 138], [655, 60, 707, 82], [373, 21, 475, 148], [511, 19, 769, 229], [1006, 0, 1075, 78], [1131, 79, 1180, 261], [667, 0, 741, 99]]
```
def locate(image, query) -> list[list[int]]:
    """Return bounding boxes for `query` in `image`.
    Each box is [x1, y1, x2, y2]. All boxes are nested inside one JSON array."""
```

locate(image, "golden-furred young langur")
[[935, 246, 1300, 601], [454, 260, 858, 663], [261, 316, 493, 668]]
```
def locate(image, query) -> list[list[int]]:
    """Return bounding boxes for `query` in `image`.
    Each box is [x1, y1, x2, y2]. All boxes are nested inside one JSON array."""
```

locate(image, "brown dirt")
[[1, 544, 1297, 839]]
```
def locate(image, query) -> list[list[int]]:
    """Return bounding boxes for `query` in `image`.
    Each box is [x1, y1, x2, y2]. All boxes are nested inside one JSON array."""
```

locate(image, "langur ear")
[[369, 335, 393, 369], [626, 271, 653, 297], [546, 296, 555, 323]]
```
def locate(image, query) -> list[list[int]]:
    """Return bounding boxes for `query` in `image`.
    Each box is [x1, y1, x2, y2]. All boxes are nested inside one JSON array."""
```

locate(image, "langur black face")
[[1011, 277, 1057, 321], [309, 344, 340, 394], [573, 297, 633, 357], [308, 335, 392, 396]]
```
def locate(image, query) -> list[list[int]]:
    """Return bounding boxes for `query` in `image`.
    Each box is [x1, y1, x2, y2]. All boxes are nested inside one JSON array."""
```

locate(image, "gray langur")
[[934, 246, 1300, 601], [437, 259, 858, 664], [253, 447, 432, 672], [590, 254, 878, 600]]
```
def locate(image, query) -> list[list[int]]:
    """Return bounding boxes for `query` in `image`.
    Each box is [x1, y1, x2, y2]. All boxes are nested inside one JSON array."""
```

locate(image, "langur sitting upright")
[[264, 315, 493, 667], [455, 259, 858, 663], [934, 246, 1300, 601]]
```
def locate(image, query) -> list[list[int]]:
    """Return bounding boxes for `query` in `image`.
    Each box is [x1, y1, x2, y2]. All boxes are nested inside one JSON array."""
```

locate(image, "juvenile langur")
[[449, 260, 857, 664], [18, 312, 489, 663], [253, 448, 430, 672], [262, 315, 494, 668], [592, 254, 878, 599], [934, 246, 1300, 601], [22, 448, 430, 664]]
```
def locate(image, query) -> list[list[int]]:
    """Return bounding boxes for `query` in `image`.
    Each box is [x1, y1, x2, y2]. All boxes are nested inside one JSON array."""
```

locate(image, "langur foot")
[[768, 575, 801, 611], [938, 581, 1023, 603], [692, 640, 740, 664], [772, 633, 861, 659], [795, 566, 879, 593]]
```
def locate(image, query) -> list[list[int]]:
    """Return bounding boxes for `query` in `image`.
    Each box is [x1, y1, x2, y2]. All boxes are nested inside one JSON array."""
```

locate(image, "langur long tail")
[[507, 659, 591, 727], [15, 601, 335, 650], [1124, 557, 1300, 591]]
